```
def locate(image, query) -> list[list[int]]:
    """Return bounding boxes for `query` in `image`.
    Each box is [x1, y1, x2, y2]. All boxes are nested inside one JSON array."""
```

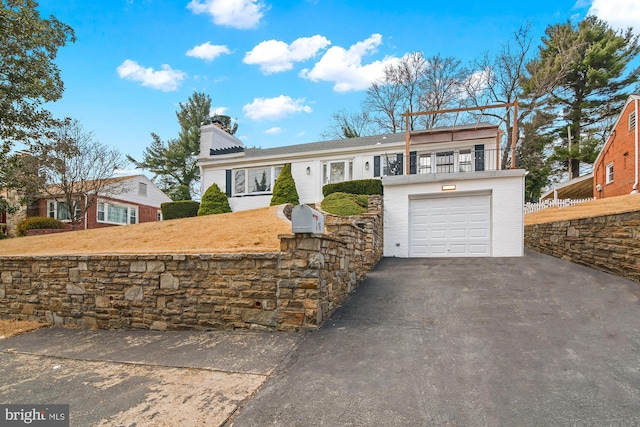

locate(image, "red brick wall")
[[593, 100, 639, 199], [33, 196, 161, 230]]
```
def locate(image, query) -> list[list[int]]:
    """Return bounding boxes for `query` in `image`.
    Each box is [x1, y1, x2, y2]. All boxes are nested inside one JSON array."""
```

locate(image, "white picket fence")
[[524, 198, 595, 214]]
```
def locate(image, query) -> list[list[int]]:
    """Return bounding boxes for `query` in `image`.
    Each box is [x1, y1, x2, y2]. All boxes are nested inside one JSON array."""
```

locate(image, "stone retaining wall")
[[524, 210, 640, 282], [0, 197, 383, 332]]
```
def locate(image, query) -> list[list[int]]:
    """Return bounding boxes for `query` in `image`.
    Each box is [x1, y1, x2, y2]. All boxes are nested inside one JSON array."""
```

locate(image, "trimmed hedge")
[[322, 179, 383, 197], [271, 163, 299, 206], [161, 200, 200, 220], [16, 216, 66, 237], [198, 183, 231, 216], [320, 192, 370, 216]]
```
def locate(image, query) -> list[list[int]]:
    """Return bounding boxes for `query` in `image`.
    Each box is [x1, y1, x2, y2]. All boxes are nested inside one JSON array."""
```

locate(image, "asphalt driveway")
[[232, 250, 640, 426], [2, 250, 640, 426]]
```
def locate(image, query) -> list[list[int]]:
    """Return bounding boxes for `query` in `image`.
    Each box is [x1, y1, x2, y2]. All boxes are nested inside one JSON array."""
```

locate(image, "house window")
[[606, 163, 614, 184], [382, 155, 402, 176], [138, 182, 147, 197], [97, 201, 138, 225], [459, 149, 473, 172], [322, 160, 353, 184], [47, 200, 81, 221], [630, 111, 637, 131], [436, 151, 455, 173], [233, 166, 282, 195], [418, 154, 432, 174]]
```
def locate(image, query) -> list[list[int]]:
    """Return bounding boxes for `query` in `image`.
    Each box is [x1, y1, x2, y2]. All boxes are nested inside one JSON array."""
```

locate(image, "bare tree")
[[32, 119, 126, 227], [419, 54, 468, 128], [321, 109, 375, 139], [363, 52, 468, 134], [463, 25, 541, 168], [363, 78, 405, 134]]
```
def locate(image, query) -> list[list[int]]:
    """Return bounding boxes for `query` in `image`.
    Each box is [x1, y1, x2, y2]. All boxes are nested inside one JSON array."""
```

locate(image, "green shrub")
[[16, 216, 66, 237], [161, 200, 200, 220], [271, 163, 299, 206], [322, 179, 383, 197], [321, 192, 370, 216], [0, 232, 7, 240], [198, 183, 231, 216]]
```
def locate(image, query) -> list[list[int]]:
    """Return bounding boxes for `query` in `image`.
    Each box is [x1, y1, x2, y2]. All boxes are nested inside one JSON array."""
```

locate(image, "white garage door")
[[410, 194, 491, 257]]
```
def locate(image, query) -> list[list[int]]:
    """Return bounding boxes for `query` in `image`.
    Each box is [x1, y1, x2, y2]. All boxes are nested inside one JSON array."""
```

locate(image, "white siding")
[[229, 195, 272, 211], [201, 169, 228, 197], [105, 176, 171, 208], [383, 170, 525, 258]]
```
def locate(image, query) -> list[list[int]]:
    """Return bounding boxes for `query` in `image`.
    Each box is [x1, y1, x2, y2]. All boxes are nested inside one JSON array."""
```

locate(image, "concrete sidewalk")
[[0, 328, 302, 426]]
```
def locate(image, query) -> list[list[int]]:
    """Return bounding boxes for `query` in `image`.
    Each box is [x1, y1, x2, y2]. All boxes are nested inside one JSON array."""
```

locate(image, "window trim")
[[47, 200, 81, 222], [606, 162, 614, 184], [96, 200, 138, 225], [232, 165, 282, 197], [322, 159, 353, 184]]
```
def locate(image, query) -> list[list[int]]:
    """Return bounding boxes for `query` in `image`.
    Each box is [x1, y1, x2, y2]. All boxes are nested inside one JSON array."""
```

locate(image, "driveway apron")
[[231, 250, 640, 426]]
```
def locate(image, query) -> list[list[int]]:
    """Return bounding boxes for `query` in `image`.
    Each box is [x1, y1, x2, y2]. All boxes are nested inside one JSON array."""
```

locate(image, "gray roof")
[[243, 123, 498, 159], [244, 132, 401, 158]]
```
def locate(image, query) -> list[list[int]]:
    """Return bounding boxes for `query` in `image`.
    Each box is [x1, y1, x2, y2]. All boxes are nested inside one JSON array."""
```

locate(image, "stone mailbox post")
[[291, 204, 325, 234]]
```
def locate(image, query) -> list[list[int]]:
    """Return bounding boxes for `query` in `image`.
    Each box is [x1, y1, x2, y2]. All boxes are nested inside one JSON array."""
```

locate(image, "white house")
[[197, 123, 526, 257]]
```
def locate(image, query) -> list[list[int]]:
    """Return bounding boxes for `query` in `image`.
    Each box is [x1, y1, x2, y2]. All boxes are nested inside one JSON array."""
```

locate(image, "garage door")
[[410, 194, 491, 257]]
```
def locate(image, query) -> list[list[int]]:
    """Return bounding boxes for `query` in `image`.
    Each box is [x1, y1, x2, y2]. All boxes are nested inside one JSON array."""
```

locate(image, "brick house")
[[27, 175, 171, 233], [593, 94, 640, 198]]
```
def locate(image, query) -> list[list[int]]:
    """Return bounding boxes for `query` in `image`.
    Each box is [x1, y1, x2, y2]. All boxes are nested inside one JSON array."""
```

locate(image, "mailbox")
[[291, 205, 325, 234]]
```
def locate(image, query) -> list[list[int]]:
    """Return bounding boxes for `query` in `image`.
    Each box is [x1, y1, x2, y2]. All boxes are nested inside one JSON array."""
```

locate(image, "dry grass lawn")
[[0, 319, 48, 339], [525, 194, 640, 225], [0, 206, 292, 256]]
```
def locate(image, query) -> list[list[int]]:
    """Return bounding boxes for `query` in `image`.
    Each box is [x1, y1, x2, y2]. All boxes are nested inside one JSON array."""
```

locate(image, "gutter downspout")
[[84, 194, 89, 230], [633, 98, 639, 194]]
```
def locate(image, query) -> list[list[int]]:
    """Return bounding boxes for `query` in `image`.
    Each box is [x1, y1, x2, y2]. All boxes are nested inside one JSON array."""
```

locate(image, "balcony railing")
[[381, 148, 500, 177]]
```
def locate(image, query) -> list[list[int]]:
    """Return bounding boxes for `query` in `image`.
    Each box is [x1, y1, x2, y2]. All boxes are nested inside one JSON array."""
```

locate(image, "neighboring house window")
[[48, 200, 80, 221], [322, 160, 353, 184], [606, 163, 614, 184], [630, 111, 636, 131], [97, 201, 138, 225], [138, 182, 147, 197], [233, 166, 282, 195]]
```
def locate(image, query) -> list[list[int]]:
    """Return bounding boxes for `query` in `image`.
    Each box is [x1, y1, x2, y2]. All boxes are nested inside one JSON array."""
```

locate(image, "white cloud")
[[265, 127, 282, 134], [244, 35, 330, 74], [587, 0, 640, 34], [186, 42, 231, 61], [187, 0, 266, 30], [243, 95, 312, 121], [116, 60, 185, 91], [300, 34, 399, 92], [211, 106, 228, 115]]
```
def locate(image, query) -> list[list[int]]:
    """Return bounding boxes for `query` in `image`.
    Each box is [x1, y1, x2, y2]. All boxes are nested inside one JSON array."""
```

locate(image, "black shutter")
[[409, 151, 417, 175], [225, 169, 232, 196], [474, 144, 485, 172], [396, 153, 404, 175], [373, 156, 381, 177]]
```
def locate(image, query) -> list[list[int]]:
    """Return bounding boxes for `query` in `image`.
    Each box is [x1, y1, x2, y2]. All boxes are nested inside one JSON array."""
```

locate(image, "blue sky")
[[36, 0, 639, 165]]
